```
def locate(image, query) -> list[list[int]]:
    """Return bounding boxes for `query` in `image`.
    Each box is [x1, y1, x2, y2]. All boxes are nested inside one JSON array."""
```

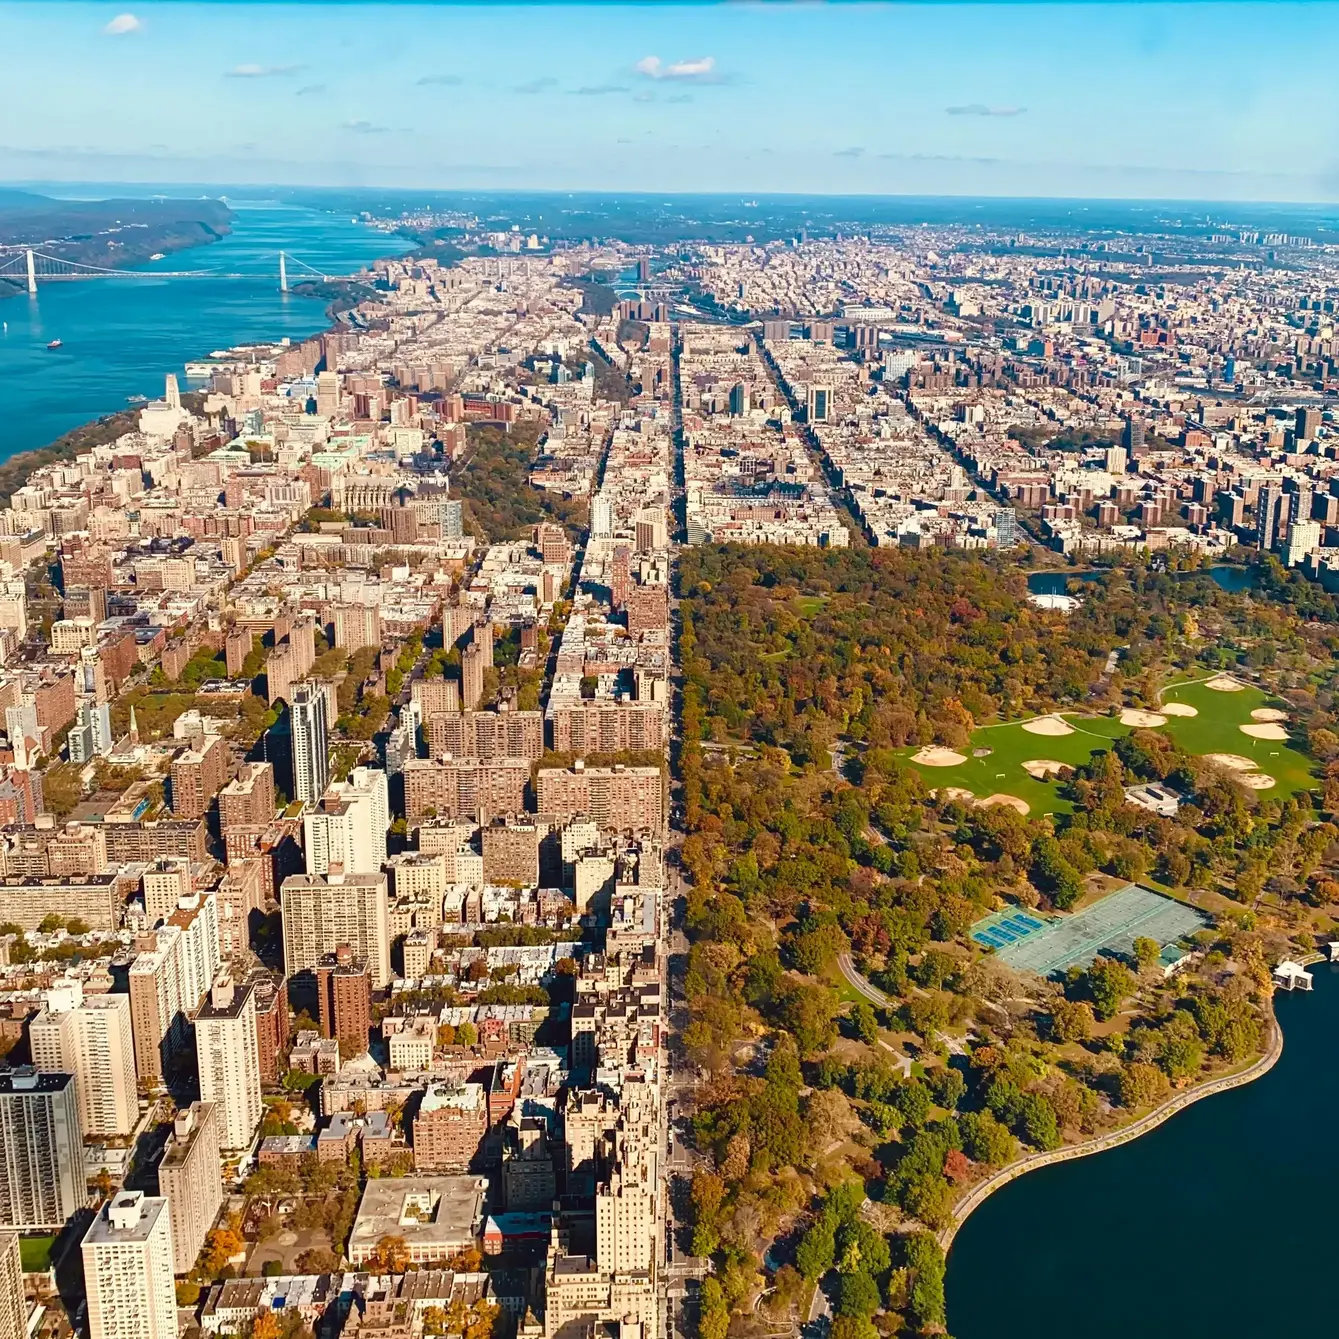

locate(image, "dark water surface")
[[946, 965, 1335, 1338], [0, 203, 409, 460], [1027, 566, 1256, 597]]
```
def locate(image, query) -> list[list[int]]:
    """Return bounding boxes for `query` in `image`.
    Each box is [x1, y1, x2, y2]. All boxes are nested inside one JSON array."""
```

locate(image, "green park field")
[[902, 674, 1317, 814], [903, 713, 1132, 815], [1158, 677, 1315, 796]]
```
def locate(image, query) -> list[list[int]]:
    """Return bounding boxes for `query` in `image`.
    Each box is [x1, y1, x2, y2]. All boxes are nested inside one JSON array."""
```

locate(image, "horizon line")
[[6, 179, 1339, 213]]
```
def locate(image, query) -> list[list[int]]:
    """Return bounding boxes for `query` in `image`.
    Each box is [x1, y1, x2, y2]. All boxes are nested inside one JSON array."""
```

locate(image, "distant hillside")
[[0, 192, 234, 293]]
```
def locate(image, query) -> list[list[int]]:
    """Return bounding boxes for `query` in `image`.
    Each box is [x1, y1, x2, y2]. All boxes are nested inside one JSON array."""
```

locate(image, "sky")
[[5, 1, 1339, 200]]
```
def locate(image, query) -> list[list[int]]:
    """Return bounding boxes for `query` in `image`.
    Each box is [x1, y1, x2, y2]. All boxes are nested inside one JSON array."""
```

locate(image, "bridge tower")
[[25, 249, 35, 295], [279, 251, 288, 294]]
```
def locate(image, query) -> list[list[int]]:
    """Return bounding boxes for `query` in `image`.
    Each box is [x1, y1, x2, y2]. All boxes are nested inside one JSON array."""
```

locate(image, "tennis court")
[[987, 883, 1209, 978], [971, 908, 1050, 952]]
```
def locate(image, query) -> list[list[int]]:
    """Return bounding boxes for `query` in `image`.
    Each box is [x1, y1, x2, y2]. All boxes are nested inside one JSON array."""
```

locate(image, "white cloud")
[[226, 63, 303, 79], [103, 13, 142, 35], [636, 55, 719, 82]]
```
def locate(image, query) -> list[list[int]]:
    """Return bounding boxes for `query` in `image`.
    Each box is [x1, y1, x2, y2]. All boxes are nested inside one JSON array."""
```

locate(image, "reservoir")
[[1027, 566, 1256, 597], [946, 965, 1336, 1338], [0, 203, 410, 462]]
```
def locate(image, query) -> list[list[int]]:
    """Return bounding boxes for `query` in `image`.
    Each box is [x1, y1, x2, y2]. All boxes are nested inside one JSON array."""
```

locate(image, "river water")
[[945, 964, 1336, 1338], [0, 202, 410, 461]]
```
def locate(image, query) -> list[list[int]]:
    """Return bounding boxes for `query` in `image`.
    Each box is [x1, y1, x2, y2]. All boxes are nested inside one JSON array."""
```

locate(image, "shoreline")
[[937, 1005, 1284, 1254]]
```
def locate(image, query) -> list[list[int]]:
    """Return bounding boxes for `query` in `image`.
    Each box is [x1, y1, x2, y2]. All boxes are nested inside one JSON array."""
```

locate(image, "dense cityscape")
[[2, 188, 1339, 1339]]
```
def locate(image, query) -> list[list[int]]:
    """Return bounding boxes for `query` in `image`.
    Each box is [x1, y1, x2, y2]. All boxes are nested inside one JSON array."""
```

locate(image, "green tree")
[[1118, 1061, 1171, 1109], [958, 1110, 1018, 1167], [698, 1278, 730, 1339], [1016, 1093, 1061, 1151], [836, 1269, 880, 1319], [1049, 998, 1095, 1043], [848, 1000, 879, 1045], [1133, 937, 1161, 972], [1086, 956, 1137, 1020], [796, 1216, 837, 1282], [903, 1233, 947, 1331], [926, 1066, 966, 1110]]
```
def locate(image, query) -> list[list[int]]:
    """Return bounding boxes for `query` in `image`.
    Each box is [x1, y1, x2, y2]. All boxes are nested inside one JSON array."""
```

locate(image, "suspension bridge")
[[0, 249, 351, 293]]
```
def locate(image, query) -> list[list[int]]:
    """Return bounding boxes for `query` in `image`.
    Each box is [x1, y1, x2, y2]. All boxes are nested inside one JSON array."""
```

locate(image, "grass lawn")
[[902, 713, 1133, 815], [903, 679, 1319, 812], [1157, 678, 1316, 796], [19, 1235, 54, 1273]]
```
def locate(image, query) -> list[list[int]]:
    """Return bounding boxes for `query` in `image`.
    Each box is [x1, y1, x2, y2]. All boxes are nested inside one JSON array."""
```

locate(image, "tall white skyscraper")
[[30, 980, 137, 1138], [302, 766, 389, 876], [291, 683, 330, 803], [82, 1191, 176, 1339], [156, 1102, 222, 1275], [591, 494, 614, 539], [0, 1069, 83, 1230], [194, 974, 262, 1151], [0, 1233, 24, 1339]]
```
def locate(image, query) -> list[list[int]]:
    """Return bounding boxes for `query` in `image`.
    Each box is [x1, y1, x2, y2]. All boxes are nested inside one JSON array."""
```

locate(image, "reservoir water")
[[946, 965, 1336, 1338], [0, 203, 410, 461], [1027, 566, 1256, 597]]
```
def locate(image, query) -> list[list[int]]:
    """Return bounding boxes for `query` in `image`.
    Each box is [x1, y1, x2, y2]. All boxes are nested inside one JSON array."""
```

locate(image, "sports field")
[[1157, 677, 1315, 796], [903, 674, 1317, 813], [902, 712, 1132, 815]]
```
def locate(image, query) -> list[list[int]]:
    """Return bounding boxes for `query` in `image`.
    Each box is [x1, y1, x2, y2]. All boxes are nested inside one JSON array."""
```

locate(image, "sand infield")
[[1205, 753, 1256, 771], [1120, 709, 1167, 727], [1205, 675, 1245, 692], [1161, 702, 1198, 717], [1240, 723, 1288, 741], [1022, 715, 1074, 737], [1022, 759, 1066, 779], [912, 745, 968, 767], [1250, 708, 1288, 722], [977, 794, 1031, 815], [1240, 773, 1276, 790], [934, 787, 976, 803]]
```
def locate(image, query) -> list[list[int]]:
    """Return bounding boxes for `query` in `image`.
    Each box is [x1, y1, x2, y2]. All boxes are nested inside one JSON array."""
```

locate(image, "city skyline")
[[5, 1, 1339, 200]]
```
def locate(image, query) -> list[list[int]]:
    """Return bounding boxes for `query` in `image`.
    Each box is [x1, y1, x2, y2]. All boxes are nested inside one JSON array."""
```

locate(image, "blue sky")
[[4, 1, 1339, 200]]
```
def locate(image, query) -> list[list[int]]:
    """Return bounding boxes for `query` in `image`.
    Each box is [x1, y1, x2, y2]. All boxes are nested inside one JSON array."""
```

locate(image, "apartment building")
[[0, 1069, 83, 1229], [401, 757, 529, 824], [426, 708, 543, 761], [29, 980, 137, 1138], [194, 975, 262, 1151], [156, 1101, 222, 1275], [170, 732, 231, 820], [279, 871, 392, 987], [411, 1082, 488, 1172], [535, 763, 663, 834], [81, 1192, 176, 1339]]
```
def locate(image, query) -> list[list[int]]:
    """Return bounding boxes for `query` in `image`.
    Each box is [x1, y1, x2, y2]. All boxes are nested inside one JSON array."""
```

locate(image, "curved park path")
[[838, 953, 892, 1008], [936, 1013, 1284, 1252]]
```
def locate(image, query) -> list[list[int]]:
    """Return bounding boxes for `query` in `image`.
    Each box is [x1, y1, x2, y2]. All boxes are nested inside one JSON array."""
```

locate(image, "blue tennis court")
[[971, 908, 1049, 951]]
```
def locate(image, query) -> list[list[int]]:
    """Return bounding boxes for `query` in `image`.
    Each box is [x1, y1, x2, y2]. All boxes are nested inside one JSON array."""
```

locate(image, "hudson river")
[[0, 202, 409, 461], [946, 964, 1335, 1338]]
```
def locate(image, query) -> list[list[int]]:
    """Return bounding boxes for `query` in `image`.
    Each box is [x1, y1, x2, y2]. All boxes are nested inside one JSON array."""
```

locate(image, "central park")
[[674, 545, 1339, 1339]]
